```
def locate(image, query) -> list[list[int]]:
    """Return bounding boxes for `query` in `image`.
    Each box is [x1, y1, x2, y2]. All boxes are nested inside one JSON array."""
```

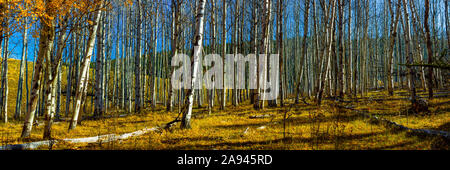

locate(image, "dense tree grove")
[[0, 0, 448, 139]]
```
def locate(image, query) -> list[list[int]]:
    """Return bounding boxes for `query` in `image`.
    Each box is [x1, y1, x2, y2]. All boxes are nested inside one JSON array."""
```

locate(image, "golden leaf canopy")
[[1, 0, 104, 28]]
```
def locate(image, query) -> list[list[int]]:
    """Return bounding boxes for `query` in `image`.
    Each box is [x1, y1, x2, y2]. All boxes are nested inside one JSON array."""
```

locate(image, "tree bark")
[[220, 0, 227, 110], [400, 0, 416, 106], [424, 0, 433, 98], [277, 0, 284, 106], [167, 0, 180, 112], [21, 0, 56, 138], [386, 0, 401, 96], [181, 0, 207, 129], [69, 5, 103, 130], [135, 0, 143, 112], [15, 16, 28, 120]]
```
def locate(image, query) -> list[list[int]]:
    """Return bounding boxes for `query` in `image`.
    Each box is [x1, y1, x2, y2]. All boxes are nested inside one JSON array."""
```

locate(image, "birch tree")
[[69, 2, 103, 130], [295, 0, 310, 104], [400, 0, 416, 106], [386, 0, 401, 96], [21, 0, 56, 138], [14, 13, 28, 120], [424, 0, 433, 98], [135, 0, 143, 112], [220, 0, 226, 110], [180, 0, 206, 129]]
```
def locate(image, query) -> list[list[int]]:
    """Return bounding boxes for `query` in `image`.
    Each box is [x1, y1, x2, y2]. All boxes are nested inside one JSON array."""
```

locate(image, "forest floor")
[[0, 89, 449, 150]]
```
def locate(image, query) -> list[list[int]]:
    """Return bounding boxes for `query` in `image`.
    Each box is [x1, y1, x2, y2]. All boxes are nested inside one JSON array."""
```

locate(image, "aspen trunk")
[[15, 16, 28, 120], [21, 0, 56, 138], [424, 0, 433, 98], [135, 0, 142, 112], [348, 0, 353, 95], [386, 0, 401, 96], [69, 6, 102, 130], [337, 0, 344, 98], [0, 18, 9, 123], [44, 19, 68, 139], [167, 0, 180, 112], [220, 0, 227, 110], [152, 5, 159, 107], [277, 0, 284, 107], [400, 0, 416, 105], [251, 0, 258, 105], [295, 0, 310, 104], [181, 0, 206, 129], [94, 13, 104, 118], [208, 0, 217, 114]]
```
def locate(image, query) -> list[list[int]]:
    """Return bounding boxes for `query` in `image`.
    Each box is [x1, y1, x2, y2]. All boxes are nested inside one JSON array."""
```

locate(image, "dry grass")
[[0, 59, 448, 150], [0, 92, 441, 150]]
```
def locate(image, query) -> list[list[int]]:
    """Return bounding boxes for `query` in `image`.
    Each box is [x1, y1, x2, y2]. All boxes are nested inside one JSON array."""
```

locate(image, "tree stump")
[[410, 98, 430, 115]]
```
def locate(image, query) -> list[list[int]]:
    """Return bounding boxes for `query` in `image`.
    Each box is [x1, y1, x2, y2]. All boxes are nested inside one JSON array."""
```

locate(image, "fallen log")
[[257, 126, 266, 130], [54, 114, 129, 122], [341, 106, 450, 139], [335, 94, 450, 103], [0, 127, 158, 150], [249, 114, 273, 119]]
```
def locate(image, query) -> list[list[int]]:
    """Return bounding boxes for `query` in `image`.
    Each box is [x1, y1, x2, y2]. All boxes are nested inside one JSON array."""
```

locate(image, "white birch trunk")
[[180, 0, 206, 129], [69, 6, 103, 130]]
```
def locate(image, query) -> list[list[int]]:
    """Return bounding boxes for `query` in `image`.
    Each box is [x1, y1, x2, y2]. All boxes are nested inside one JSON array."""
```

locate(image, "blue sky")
[[2, 0, 447, 62]]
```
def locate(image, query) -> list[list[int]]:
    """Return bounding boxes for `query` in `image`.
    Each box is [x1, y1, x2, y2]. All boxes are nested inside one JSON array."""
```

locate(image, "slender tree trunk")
[[135, 0, 143, 112], [277, 0, 284, 106], [220, 0, 227, 110], [232, 0, 240, 107], [181, 0, 206, 129], [21, 0, 56, 138], [251, 0, 258, 105], [446, 0, 449, 49], [69, 6, 102, 130], [254, 0, 270, 110], [348, 0, 352, 96], [152, 4, 159, 107], [208, 0, 216, 114], [43, 17, 68, 139], [15, 16, 28, 120], [401, 0, 416, 106], [95, 13, 104, 118], [1, 55, 8, 124], [424, 0, 433, 98], [168, 0, 180, 112], [387, 0, 401, 96], [0, 11, 9, 123], [317, 0, 337, 105], [337, 0, 344, 98], [352, 0, 359, 99]]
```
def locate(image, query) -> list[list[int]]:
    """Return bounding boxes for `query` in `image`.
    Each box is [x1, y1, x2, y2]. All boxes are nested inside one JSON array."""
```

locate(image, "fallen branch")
[[0, 127, 158, 150], [249, 114, 273, 119], [242, 127, 250, 135], [54, 114, 129, 122], [157, 119, 181, 133], [335, 94, 450, 103], [340, 106, 450, 139]]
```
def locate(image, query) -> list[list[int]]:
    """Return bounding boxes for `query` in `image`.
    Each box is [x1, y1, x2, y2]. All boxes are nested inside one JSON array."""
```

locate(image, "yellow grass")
[[0, 59, 448, 150]]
